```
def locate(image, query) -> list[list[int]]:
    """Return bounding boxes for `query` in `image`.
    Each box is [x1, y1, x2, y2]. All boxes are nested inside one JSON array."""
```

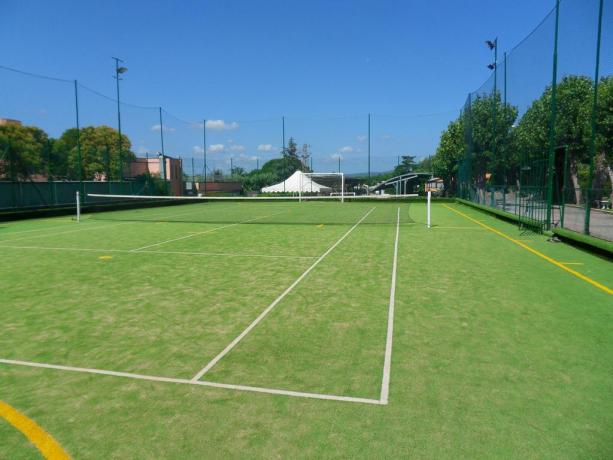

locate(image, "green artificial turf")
[[1, 201, 612, 459]]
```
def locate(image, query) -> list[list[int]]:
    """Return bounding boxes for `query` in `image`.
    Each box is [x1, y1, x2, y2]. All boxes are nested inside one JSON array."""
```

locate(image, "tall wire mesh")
[[453, 0, 611, 240]]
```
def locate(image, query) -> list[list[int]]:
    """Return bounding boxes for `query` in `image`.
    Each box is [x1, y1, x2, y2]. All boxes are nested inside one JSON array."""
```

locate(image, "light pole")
[[486, 39, 498, 183], [202, 119, 207, 195], [282, 116, 286, 192], [367, 113, 371, 187], [113, 57, 127, 181]]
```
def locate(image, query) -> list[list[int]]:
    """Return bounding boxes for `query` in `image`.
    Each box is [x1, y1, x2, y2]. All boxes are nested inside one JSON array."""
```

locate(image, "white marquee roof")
[[261, 170, 331, 193]]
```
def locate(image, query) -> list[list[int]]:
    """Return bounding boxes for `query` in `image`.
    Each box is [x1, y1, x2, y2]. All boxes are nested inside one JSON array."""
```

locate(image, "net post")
[[76, 191, 81, 223], [427, 191, 431, 228], [341, 173, 345, 203]]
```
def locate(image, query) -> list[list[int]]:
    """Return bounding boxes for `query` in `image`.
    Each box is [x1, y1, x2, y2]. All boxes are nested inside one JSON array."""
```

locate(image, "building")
[[425, 177, 445, 196], [0, 118, 22, 126], [195, 181, 242, 195], [129, 154, 183, 196]]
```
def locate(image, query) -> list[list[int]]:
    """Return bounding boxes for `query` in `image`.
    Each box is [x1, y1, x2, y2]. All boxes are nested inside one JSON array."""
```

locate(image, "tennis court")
[[1, 199, 612, 458]]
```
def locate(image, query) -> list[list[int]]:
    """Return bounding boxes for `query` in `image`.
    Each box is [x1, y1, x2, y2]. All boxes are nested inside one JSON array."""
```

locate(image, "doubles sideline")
[[380, 207, 400, 404]]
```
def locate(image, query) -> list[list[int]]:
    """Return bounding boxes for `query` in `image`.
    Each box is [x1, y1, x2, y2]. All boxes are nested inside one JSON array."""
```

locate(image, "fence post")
[[74, 80, 83, 198], [545, 0, 560, 230], [427, 191, 431, 228], [584, 0, 604, 235], [76, 191, 80, 223], [561, 146, 568, 228]]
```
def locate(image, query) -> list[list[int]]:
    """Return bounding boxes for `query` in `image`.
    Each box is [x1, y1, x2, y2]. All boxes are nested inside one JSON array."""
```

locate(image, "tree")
[[212, 169, 223, 180], [432, 118, 464, 194], [592, 76, 613, 201], [231, 166, 246, 177], [240, 156, 304, 192], [282, 137, 298, 159], [300, 144, 311, 171], [393, 155, 416, 175], [514, 75, 593, 202], [0, 123, 49, 179], [53, 125, 134, 180], [465, 92, 518, 187]]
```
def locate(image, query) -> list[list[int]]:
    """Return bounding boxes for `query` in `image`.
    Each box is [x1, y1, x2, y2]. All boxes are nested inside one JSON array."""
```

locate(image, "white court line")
[[0, 359, 382, 406], [191, 207, 376, 381], [0, 206, 205, 245], [0, 221, 133, 245], [380, 207, 400, 404], [129, 212, 285, 252], [0, 220, 93, 236], [430, 226, 485, 230], [0, 245, 317, 260]]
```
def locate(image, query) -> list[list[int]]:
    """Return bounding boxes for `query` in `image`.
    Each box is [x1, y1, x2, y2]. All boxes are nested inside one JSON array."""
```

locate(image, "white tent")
[[261, 171, 331, 193]]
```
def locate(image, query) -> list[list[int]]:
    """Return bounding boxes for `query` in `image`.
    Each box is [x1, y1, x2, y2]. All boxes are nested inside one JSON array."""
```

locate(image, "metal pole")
[[203, 119, 207, 195], [113, 57, 124, 182], [503, 51, 507, 107], [584, 0, 604, 235], [76, 191, 80, 223], [191, 157, 195, 193], [282, 116, 286, 192], [427, 191, 431, 228], [367, 113, 371, 186], [545, 0, 560, 230], [341, 173, 345, 203], [230, 157, 233, 176], [299, 172, 302, 202], [492, 38, 498, 183], [74, 80, 83, 200], [107, 144, 111, 193], [338, 156, 341, 173], [159, 107, 165, 156], [561, 145, 568, 228]]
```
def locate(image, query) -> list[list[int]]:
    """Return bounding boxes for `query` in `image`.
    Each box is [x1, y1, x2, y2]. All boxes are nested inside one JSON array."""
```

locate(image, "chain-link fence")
[[453, 0, 612, 241], [1, 59, 453, 209]]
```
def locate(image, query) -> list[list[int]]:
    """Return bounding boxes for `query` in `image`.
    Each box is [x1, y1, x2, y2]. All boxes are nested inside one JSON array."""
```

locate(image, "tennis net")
[[83, 193, 420, 226]]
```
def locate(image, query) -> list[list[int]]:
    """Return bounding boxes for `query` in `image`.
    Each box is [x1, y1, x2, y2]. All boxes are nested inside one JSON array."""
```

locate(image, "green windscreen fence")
[[0, 66, 170, 211], [453, 0, 612, 241]]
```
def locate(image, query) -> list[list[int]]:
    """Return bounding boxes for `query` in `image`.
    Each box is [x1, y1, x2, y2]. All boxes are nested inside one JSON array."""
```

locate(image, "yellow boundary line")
[[443, 204, 612, 296], [0, 400, 71, 459]]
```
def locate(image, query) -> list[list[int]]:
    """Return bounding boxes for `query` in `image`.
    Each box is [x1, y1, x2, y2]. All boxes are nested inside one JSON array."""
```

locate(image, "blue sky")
[[0, 0, 558, 174]]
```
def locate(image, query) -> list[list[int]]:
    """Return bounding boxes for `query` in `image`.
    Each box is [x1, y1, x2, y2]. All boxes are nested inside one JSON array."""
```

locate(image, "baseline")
[[0, 359, 382, 406]]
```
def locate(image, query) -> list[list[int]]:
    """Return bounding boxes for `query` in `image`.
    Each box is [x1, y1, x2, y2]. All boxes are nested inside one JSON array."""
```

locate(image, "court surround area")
[[1, 199, 612, 458]]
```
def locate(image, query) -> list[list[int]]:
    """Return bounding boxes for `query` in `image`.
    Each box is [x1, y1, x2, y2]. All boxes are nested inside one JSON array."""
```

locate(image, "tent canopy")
[[261, 171, 331, 193]]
